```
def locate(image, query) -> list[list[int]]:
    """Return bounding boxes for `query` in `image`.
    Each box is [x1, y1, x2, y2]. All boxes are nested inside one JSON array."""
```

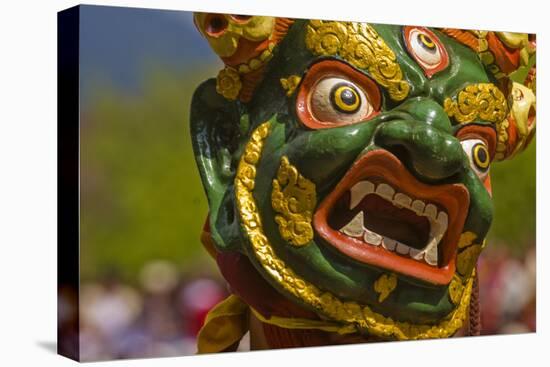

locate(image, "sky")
[[79, 4, 220, 103]]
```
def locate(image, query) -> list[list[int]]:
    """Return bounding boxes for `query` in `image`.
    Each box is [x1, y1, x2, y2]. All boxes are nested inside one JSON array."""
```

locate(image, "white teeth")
[[411, 200, 425, 215], [364, 229, 382, 245], [349, 181, 375, 209], [409, 247, 423, 260], [339, 180, 451, 268], [375, 183, 395, 201], [382, 237, 397, 251], [393, 193, 412, 208], [424, 244, 438, 265], [395, 242, 410, 255], [340, 211, 364, 237], [437, 211, 448, 229], [424, 204, 438, 220]]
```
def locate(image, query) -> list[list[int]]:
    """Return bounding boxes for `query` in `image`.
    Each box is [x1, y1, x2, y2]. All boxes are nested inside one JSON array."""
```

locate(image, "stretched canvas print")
[[58, 4, 536, 362]]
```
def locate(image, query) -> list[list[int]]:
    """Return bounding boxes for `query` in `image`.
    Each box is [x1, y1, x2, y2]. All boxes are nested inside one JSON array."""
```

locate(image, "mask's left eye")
[[296, 60, 381, 129], [461, 138, 491, 181]]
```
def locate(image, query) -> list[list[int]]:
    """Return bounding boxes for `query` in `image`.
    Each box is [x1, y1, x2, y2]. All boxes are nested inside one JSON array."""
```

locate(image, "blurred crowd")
[[60, 260, 230, 361], [58, 244, 536, 361], [477, 243, 536, 335]]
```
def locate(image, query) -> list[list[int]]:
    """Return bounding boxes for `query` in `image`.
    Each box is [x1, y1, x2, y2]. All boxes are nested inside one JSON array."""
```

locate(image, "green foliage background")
[[80, 66, 536, 282], [81, 67, 219, 282]]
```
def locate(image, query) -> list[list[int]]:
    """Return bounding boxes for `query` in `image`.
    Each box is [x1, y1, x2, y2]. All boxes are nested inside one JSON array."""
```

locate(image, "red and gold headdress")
[[193, 13, 294, 102], [440, 29, 536, 160], [193, 16, 536, 161]]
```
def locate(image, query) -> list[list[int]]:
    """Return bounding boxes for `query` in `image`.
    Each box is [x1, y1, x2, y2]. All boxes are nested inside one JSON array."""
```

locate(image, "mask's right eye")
[[296, 60, 381, 130]]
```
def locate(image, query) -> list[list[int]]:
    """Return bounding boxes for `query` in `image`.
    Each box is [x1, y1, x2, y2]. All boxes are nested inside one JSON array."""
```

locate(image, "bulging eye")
[[309, 78, 375, 124], [461, 139, 491, 180], [296, 60, 381, 129], [403, 26, 449, 78]]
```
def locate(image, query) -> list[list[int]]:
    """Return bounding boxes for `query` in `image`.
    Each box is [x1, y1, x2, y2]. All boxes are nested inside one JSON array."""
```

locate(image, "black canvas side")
[[57, 5, 80, 362]]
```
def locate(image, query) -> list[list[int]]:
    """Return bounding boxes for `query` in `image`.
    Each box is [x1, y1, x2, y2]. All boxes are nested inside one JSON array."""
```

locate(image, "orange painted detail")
[[440, 28, 479, 51], [455, 124, 497, 160], [273, 18, 294, 43], [486, 32, 521, 75]]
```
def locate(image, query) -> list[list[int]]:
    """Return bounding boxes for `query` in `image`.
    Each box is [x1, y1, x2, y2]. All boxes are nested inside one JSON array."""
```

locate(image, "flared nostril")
[[375, 120, 464, 182]]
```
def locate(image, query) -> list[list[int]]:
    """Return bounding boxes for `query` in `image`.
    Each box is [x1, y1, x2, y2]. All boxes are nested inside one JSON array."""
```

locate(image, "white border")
[[0, 0, 546, 366]]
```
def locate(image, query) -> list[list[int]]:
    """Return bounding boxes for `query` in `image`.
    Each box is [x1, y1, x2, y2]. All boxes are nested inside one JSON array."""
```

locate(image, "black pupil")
[[476, 145, 488, 163], [330, 82, 361, 113], [417, 34, 436, 51], [341, 88, 357, 106]]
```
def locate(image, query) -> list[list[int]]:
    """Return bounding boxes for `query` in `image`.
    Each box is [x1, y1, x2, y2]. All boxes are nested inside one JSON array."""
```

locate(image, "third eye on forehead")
[[418, 33, 436, 50]]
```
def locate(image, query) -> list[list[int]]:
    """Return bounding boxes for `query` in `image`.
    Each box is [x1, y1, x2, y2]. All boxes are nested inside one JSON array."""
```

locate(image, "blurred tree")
[[488, 140, 536, 255], [80, 66, 219, 282]]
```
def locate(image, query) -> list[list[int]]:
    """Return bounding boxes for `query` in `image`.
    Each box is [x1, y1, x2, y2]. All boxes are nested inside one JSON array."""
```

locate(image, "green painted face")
[[190, 19, 533, 339]]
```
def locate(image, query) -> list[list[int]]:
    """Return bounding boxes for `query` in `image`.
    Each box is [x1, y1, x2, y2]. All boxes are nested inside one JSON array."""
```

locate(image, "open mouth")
[[314, 150, 469, 285]]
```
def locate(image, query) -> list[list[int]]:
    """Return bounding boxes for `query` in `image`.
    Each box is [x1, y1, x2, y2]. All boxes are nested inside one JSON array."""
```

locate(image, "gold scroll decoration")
[[373, 273, 397, 303], [305, 20, 410, 101], [280, 75, 302, 97], [234, 122, 474, 340], [448, 274, 465, 306], [443, 83, 508, 124], [271, 156, 316, 247]]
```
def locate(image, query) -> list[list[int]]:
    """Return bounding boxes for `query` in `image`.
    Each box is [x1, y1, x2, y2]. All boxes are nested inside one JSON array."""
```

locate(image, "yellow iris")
[[473, 144, 490, 169], [332, 85, 360, 113], [419, 33, 436, 50]]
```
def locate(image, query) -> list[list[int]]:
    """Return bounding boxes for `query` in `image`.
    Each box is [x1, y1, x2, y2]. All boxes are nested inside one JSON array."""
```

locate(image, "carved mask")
[[190, 16, 536, 341]]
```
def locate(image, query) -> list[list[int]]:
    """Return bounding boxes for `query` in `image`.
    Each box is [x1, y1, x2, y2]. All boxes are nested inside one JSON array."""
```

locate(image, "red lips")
[[314, 150, 469, 285]]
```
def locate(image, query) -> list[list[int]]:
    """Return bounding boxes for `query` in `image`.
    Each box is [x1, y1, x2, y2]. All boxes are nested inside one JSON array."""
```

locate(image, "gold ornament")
[[457, 244, 482, 277], [305, 20, 410, 101], [495, 117, 510, 161], [443, 83, 508, 124], [235, 122, 474, 340], [458, 231, 477, 249], [271, 156, 316, 247], [280, 75, 302, 96], [448, 274, 465, 306], [216, 67, 242, 100], [373, 273, 397, 303]]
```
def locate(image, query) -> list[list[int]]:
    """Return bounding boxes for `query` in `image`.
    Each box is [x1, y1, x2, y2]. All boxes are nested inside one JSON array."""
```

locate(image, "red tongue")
[[328, 192, 430, 250]]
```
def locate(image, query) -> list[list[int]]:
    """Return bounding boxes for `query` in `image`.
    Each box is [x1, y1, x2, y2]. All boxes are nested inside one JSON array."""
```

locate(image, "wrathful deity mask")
[[190, 14, 536, 351]]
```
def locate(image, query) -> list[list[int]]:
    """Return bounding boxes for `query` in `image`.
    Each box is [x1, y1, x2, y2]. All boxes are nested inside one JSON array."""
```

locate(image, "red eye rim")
[[403, 26, 449, 78], [455, 124, 497, 160], [455, 124, 497, 194], [296, 60, 382, 130]]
